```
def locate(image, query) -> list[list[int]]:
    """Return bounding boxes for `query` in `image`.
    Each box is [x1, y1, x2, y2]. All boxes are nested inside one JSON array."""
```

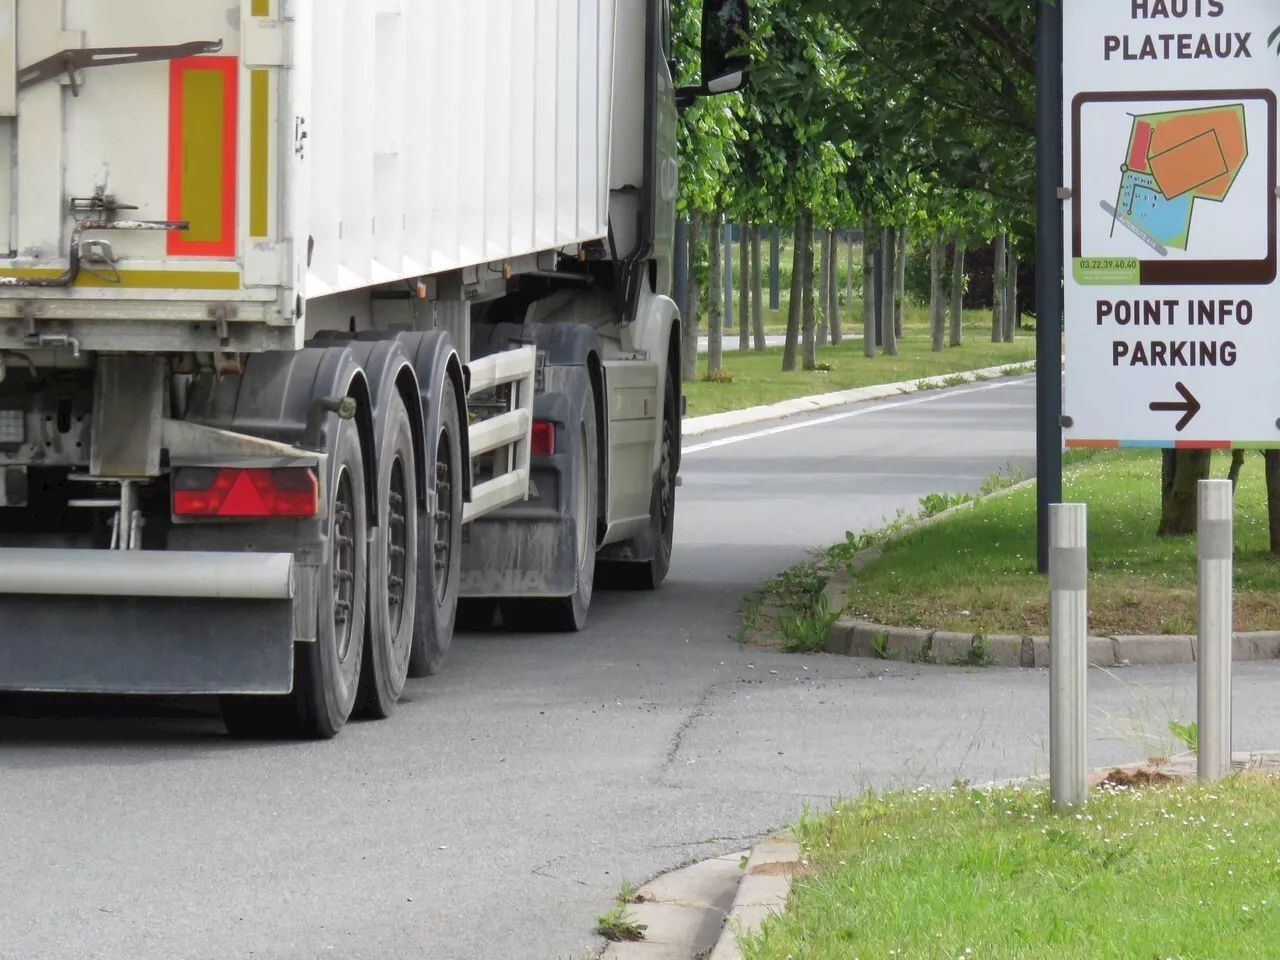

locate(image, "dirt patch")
[[1099, 766, 1176, 789], [747, 860, 798, 877]]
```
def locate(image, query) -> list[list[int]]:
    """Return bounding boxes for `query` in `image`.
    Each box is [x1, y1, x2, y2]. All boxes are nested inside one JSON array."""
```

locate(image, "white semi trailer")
[[0, 0, 750, 738]]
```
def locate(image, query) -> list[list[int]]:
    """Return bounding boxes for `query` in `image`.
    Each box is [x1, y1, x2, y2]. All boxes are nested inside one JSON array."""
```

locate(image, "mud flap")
[[0, 596, 293, 694], [459, 360, 592, 601]]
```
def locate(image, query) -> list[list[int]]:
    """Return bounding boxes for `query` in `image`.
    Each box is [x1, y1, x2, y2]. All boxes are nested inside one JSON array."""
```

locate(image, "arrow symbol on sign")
[[1149, 382, 1201, 432]]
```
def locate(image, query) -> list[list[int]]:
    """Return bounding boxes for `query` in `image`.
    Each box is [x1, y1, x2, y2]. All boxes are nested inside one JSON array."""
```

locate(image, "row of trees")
[[672, 0, 1280, 543], [681, 222, 1022, 383], [672, 0, 1036, 381]]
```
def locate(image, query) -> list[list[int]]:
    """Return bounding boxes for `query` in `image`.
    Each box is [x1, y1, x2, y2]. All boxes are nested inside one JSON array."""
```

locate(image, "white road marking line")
[[682, 379, 1027, 455]]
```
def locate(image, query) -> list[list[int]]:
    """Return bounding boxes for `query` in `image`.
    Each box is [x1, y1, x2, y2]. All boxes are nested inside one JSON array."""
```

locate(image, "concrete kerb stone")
[[931, 630, 979, 664], [827, 626, 1280, 669], [682, 361, 1037, 438], [602, 852, 749, 960], [709, 835, 801, 960]]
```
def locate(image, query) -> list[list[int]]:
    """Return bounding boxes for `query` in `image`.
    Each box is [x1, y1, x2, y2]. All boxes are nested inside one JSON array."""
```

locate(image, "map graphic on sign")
[[1071, 91, 1274, 287], [1108, 103, 1247, 256]]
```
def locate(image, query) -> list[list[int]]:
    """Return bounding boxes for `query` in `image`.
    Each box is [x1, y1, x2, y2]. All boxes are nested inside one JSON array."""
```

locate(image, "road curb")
[[708, 835, 801, 960], [824, 622, 1280, 669], [682, 361, 1036, 437]]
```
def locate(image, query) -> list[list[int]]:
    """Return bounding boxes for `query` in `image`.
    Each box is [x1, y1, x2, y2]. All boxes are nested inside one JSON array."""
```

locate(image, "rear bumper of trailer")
[[0, 549, 316, 695]]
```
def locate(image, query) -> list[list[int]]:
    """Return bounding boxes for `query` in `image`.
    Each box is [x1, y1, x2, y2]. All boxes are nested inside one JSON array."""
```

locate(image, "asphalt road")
[[3, 377, 1278, 960]]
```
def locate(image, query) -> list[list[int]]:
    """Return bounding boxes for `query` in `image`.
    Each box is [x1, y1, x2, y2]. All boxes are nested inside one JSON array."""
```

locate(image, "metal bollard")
[[1197, 479, 1234, 782], [1049, 503, 1088, 811]]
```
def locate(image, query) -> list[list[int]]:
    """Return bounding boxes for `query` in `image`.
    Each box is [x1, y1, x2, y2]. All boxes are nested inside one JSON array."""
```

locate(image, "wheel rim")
[[332, 468, 357, 662], [575, 422, 590, 569], [386, 457, 408, 636], [433, 426, 455, 605]]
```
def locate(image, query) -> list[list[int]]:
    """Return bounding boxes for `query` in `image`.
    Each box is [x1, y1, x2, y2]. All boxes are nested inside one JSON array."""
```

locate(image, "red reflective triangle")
[[218, 470, 269, 516]]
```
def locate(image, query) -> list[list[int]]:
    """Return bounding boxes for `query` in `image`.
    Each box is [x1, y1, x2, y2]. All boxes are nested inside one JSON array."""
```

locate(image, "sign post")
[[1062, 1, 1279, 449], [1036, 0, 1065, 574]]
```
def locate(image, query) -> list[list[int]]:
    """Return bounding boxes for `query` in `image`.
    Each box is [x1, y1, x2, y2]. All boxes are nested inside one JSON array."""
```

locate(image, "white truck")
[[0, 0, 750, 737]]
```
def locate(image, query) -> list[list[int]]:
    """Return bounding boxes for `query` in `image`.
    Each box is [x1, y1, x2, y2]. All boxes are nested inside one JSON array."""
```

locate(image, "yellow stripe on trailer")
[[0, 269, 243, 290], [250, 70, 270, 239]]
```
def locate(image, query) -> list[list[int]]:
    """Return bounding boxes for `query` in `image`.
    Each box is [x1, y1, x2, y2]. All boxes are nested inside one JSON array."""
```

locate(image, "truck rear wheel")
[[357, 390, 419, 718], [501, 379, 598, 632], [408, 383, 463, 676], [220, 415, 369, 739]]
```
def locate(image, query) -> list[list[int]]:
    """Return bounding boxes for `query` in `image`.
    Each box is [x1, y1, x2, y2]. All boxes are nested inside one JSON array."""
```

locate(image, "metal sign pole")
[[1049, 502, 1089, 811], [1198, 479, 1234, 781], [1036, 0, 1064, 574]]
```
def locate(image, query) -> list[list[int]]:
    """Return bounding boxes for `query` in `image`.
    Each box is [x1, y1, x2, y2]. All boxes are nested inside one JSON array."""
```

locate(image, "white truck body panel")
[[0, 0, 619, 332]]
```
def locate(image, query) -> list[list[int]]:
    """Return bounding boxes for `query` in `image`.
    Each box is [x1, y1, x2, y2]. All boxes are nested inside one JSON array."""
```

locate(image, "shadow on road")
[[0, 694, 233, 754]]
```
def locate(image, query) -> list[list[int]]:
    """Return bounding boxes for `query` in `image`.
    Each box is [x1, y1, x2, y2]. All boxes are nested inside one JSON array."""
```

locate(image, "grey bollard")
[[1197, 479, 1234, 782], [1049, 502, 1088, 811]]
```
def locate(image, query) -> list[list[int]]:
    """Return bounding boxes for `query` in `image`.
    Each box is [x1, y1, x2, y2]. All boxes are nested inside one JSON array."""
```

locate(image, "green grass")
[[843, 449, 1280, 636], [594, 903, 647, 942], [741, 774, 1280, 960], [686, 306, 1035, 417]]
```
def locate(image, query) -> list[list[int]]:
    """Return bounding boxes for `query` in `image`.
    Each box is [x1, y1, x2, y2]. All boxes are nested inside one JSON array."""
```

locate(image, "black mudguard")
[[460, 321, 602, 600]]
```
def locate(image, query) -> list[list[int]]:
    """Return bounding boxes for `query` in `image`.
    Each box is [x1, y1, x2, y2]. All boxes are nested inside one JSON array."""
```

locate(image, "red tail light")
[[531, 421, 556, 457], [173, 467, 319, 518]]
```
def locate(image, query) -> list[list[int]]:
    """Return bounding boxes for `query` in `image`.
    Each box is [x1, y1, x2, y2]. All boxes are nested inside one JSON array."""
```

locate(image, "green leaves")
[[674, 0, 1035, 242]]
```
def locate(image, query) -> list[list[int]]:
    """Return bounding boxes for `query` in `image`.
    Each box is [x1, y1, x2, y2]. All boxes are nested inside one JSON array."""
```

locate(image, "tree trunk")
[[707, 210, 724, 376], [1157, 449, 1213, 536], [829, 230, 843, 345], [991, 233, 1006, 343], [801, 211, 817, 370], [949, 242, 965, 348], [783, 212, 804, 372], [750, 225, 765, 351], [882, 226, 898, 356], [817, 227, 831, 347], [862, 218, 877, 358], [1228, 449, 1245, 490], [894, 226, 908, 338], [930, 239, 945, 353], [1265, 451, 1280, 554], [738, 216, 750, 353], [1004, 251, 1019, 341], [680, 211, 703, 382], [845, 229, 855, 309]]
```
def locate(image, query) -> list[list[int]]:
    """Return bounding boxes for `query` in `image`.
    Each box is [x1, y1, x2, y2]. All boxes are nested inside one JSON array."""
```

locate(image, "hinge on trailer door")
[[17, 40, 224, 96]]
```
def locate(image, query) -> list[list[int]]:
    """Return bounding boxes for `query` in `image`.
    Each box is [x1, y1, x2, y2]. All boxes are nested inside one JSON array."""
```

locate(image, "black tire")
[[502, 379, 598, 633], [598, 371, 676, 591], [407, 383, 464, 677], [356, 390, 418, 719], [221, 415, 369, 740]]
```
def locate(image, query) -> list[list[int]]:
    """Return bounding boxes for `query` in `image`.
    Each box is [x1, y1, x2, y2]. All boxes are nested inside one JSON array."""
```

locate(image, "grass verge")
[[739, 463, 1032, 653], [685, 309, 1035, 418], [842, 449, 1280, 637], [741, 774, 1280, 960]]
